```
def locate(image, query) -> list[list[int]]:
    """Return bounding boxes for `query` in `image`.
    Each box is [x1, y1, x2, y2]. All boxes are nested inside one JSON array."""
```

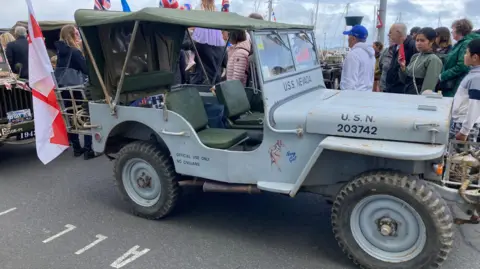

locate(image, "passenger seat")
[[165, 86, 248, 149]]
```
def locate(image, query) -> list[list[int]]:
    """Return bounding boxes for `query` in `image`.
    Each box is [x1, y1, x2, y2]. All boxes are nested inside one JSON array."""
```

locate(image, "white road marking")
[[75, 234, 108, 255], [42, 224, 77, 243], [0, 207, 17, 216], [110, 245, 151, 268]]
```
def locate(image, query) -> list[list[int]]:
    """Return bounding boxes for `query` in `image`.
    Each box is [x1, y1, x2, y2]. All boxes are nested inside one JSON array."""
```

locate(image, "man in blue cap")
[[340, 25, 376, 91]]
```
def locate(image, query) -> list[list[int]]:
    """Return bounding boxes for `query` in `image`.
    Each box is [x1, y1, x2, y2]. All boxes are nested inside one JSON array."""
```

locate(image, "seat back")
[[215, 80, 250, 118], [122, 71, 174, 93], [244, 87, 264, 113], [165, 86, 208, 131]]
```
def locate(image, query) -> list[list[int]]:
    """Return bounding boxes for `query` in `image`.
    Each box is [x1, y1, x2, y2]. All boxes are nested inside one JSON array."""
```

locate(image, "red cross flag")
[[26, 0, 69, 164]]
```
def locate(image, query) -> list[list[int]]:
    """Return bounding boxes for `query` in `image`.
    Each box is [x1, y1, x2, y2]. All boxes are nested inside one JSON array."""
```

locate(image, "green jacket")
[[401, 52, 443, 94], [440, 32, 480, 96]]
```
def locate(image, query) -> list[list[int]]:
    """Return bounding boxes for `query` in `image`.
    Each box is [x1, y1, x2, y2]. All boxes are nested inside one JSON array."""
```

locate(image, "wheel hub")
[[137, 172, 152, 189], [350, 194, 427, 263], [122, 158, 162, 207], [376, 217, 398, 237]]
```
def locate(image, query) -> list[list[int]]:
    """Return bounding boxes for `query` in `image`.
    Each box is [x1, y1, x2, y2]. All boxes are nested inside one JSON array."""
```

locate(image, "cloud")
[[388, 0, 426, 16], [464, 0, 478, 18], [1, 0, 159, 27]]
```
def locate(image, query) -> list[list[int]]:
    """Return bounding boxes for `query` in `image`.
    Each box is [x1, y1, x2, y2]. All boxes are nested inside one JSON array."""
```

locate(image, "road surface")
[[0, 144, 479, 269]]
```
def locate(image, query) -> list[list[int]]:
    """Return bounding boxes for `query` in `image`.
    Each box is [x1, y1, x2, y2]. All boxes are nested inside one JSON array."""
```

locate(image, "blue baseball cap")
[[343, 25, 368, 40]]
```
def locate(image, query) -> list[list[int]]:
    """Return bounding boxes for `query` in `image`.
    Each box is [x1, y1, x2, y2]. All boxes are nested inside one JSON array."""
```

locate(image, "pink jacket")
[[226, 40, 251, 86]]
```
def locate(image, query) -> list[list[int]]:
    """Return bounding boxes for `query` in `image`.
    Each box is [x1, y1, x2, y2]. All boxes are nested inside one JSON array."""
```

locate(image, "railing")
[[55, 85, 92, 135]]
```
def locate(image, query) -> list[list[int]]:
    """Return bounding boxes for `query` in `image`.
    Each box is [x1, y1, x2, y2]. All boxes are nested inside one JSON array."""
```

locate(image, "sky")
[[1, 0, 479, 48]]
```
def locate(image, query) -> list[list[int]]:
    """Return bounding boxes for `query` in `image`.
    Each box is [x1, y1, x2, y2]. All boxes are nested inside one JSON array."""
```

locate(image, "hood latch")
[[413, 122, 440, 144]]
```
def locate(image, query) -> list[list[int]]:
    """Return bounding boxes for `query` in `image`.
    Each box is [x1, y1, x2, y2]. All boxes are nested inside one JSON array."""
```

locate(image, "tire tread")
[[114, 141, 180, 220], [331, 170, 454, 269]]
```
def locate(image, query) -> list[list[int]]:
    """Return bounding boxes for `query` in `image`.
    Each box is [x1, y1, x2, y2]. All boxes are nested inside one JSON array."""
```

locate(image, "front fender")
[[319, 136, 446, 161]]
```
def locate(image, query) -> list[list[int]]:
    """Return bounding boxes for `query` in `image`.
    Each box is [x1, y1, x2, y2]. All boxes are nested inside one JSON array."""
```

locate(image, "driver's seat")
[[215, 80, 264, 129]]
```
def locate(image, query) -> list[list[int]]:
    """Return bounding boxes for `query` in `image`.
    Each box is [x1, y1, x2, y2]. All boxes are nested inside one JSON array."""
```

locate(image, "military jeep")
[[0, 46, 34, 146], [65, 7, 480, 269], [0, 20, 74, 147]]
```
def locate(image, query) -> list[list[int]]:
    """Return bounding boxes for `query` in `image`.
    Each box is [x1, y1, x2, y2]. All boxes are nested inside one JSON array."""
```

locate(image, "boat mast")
[[373, 5, 377, 41], [378, 0, 387, 43], [313, 0, 320, 29], [267, 0, 273, 21], [343, 3, 350, 49]]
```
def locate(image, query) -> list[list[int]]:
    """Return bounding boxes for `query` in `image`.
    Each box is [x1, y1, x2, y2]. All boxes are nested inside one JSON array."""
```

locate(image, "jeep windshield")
[[254, 30, 318, 80]]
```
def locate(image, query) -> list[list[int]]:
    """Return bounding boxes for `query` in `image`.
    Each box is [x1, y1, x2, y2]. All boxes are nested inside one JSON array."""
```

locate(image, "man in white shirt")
[[340, 25, 376, 91]]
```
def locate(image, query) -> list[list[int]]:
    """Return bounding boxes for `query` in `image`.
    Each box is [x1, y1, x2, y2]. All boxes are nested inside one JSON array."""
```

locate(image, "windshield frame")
[[251, 29, 320, 83]]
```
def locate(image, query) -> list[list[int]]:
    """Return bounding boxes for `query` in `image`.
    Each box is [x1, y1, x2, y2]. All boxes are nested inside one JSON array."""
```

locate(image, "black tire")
[[331, 170, 454, 269], [114, 141, 180, 220]]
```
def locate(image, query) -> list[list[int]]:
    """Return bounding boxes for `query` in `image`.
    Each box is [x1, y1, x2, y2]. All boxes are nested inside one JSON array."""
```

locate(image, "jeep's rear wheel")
[[114, 141, 180, 220], [331, 171, 454, 269]]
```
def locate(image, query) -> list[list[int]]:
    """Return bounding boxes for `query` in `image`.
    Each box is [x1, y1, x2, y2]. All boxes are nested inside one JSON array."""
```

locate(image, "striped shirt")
[[451, 66, 480, 135]]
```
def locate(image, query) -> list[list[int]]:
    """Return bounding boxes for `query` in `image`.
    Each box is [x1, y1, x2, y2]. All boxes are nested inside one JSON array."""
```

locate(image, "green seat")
[[215, 80, 264, 129], [165, 86, 248, 149], [122, 71, 174, 93], [245, 87, 264, 113], [197, 128, 247, 149]]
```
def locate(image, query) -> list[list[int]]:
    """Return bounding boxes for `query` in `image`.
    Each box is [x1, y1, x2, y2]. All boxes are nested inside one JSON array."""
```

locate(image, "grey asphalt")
[[0, 144, 479, 269]]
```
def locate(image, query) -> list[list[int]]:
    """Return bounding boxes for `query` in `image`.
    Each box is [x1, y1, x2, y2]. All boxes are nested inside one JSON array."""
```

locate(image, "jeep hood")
[[274, 89, 453, 145]]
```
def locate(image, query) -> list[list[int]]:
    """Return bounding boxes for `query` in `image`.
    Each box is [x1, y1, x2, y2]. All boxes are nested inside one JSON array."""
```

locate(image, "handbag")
[[54, 50, 85, 87], [438, 79, 455, 92]]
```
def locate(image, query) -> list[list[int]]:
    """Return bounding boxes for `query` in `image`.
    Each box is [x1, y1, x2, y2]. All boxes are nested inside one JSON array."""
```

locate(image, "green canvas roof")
[[74, 8, 313, 31], [12, 20, 74, 31]]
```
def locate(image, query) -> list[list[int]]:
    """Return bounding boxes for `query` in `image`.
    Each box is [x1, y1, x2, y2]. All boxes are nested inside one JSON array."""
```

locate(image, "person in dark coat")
[[6, 26, 29, 79], [55, 25, 94, 160], [181, 33, 227, 85], [409, 26, 421, 40], [434, 27, 453, 64], [385, 23, 418, 94], [173, 50, 187, 84]]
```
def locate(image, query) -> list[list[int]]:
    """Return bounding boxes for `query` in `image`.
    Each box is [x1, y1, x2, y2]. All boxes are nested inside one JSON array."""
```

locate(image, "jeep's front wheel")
[[114, 141, 180, 220], [331, 171, 454, 269]]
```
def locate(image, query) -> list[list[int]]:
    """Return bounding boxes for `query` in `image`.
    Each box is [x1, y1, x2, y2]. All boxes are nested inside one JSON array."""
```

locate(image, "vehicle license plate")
[[7, 109, 33, 124]]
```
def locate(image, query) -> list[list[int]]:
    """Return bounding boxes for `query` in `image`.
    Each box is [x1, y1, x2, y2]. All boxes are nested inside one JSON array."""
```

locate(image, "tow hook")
[[454, 210, 480, 225], [454, 215, 480, 225]]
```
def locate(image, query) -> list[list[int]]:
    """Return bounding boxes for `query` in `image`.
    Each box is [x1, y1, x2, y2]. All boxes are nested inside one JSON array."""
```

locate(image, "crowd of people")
[[340, 18, 480, 144], [173, 0, 261, 87]]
